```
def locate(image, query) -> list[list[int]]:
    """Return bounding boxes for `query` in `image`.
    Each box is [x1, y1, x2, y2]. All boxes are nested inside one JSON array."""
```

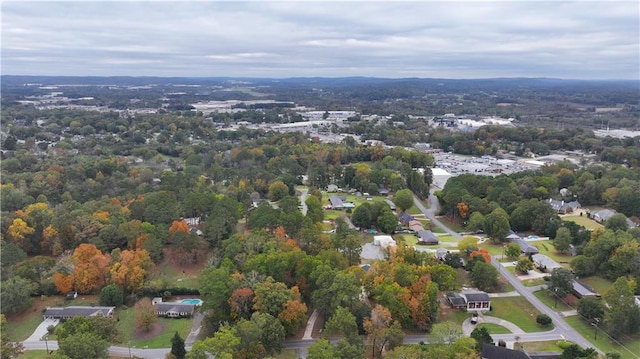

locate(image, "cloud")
[[1, 1, 638, 79]]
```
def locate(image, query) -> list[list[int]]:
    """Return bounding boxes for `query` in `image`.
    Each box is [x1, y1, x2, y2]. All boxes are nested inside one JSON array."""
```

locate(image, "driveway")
[[24, 318, 59, 342]]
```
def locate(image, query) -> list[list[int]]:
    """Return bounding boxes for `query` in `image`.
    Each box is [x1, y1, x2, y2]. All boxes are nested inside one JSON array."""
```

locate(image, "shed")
[[373, 235, 396, 248]]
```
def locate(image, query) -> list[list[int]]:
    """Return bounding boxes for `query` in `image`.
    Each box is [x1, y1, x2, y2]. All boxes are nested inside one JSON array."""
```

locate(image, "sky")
[[2, 1, 639, 80]]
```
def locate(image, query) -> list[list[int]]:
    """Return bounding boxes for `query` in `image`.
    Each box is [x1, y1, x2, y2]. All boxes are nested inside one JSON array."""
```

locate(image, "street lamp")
[[44, 334, 49, 355], [128, 341, 132, 358], [553, 288, 558, 308], [502, 243, 507, 260]]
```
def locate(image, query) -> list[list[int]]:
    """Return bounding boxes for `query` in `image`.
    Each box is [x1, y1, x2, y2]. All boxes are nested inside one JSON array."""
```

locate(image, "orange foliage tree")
[[110, 249, 154, 293], [469, 248, 492, 263], [457, 202, 469, 220], [229, 287, 254, 320], [72, 243, 111, 293], [278, 299, 308, 336], [134, 297, 157, 332], [53, 272, 74, 294], [168, 220, 190, 242]]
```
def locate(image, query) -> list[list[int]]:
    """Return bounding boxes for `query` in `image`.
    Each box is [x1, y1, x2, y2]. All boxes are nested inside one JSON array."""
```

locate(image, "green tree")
[[604, 213, 629, 232], [99, 284, 124, 307], [171, 332, 186, 359], [553, 227, 572, 253], [603, 277, 640, 339], [470, 261, 499, 291], [376, 210, 398, 234], [324, 306, 361, 345], [253, 277, 292, 318], [466, 211, 485, 233], [504, 242, 521, 259], [351, 204, 372, 229], [515, 257, 534, 274], [547, 268, 574, 298], [307, 339, 336, 359], [1, 314, 24, 359], [305, 195, 325, 223], [57, 332, 108, 359], [483, 208, 510, 243], [430, 264, 458, 290], [188, 324, 239, 359], [560, 343, 597, 359], [393, 189, 414, 212], [577, 297, 605, 323], [251, 312, 285, 355], [430, 321, 463, 345], [470, 326, 493, 351], [364, 305, 404, 359], [268, 180, 289, 201], [0, 277, 35, 315]]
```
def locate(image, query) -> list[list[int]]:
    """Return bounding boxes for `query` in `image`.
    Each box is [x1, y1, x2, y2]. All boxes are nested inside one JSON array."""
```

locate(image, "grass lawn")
[[488, 297, 549, 333], [431, 226, 447, 234], [275, 349, 300, 359], [533, 290, 573, 312], [562, 215, 604, 231], [17, 351, 49, 359], [520, 341, 566, 353], [579, 276, 613, 296], [476, 322, 511, 334], [565, 316, 640, 359], [396, 234, 418, 246], [323, 209, 344, 220], [5, 295, 80, 341], [522, 278, 548, 287], [115, 307, 192, 348], [439, 306, 470, 325], [436, 216, 466, 233], [534, 241, 573, 268], [152, 262, 200, 289], [480, 242, 508, 256], [406, 205, 422, 215]]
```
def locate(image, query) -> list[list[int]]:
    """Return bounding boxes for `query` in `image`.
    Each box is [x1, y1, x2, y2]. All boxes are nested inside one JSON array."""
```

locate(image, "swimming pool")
[[181, 299, 203, 306]]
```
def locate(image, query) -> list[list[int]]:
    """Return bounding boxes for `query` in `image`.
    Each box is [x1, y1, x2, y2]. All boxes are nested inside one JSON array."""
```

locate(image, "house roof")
[[385, 199, 396, 209], [446, 292, 466, 306], [506, 230, 521, 240], [435, 248, 449, 259], [329, 195, 344, 208], [512, 238, 539, 254], [417, 229, 439, 243], [43, 306, 115, 318], [571, 279, 598, 298], [531, 254, 562, 270], [464, 292, 491, 303], [398, 212, 414, 222], [481, 343, 530, 359], [593, 209, 616, 221]]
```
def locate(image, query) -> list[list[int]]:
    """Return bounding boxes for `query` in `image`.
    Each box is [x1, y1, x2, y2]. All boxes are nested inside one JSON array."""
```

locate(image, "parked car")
[[471, 313, 478, 324], [66, 291, 78, 300]]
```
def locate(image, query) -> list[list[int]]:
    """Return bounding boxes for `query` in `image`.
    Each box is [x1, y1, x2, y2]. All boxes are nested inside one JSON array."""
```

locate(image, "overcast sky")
[[2, 1, 639, 79]]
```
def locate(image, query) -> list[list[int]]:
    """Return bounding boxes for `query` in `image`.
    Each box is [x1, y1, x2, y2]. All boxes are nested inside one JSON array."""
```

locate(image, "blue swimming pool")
[[181, 299, 203, 306]]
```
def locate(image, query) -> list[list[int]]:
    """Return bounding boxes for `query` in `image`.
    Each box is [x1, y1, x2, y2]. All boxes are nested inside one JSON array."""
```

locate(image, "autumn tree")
[[268, 180, 289, 201], [252, 277, 292, 318], [457, 202, 469, 220], [277, 299, 308, 336], [6, 218, 35, 252], [364, 305, 404, 359], [229, 287, 254, 320], [168, 220, 190, 240], [71, 243, 110, 293], [457, 236, 479, 257], [469, 249, 491, 264], [134, 297, 157, 332], [53, 272, 74, 294], [109, 249, 153, 293]]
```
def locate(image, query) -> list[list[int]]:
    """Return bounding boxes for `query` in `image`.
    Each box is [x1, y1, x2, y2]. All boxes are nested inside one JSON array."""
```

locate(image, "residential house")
[[329, 195, 345, 210], [409, 220, 424, 232], [481, 343, 561, 359], [43, 306, 115, 320], [547, 199, 580, 214], [397, 212, 414, 225], [511, 238, 539, 255], [571, 279, 598, 299], [153, 302, 196, 318], [591, 209, 617, 223], [378, 187, 390, 196], [531, 254, 562, 272], [464, 292, 491, 312], [446, 292, 467, 309], [417, 230, 439, 245], [505, 230, 522, 241]]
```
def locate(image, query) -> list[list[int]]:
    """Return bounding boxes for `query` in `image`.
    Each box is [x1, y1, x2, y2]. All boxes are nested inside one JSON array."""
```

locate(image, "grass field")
[[17, 351, 49, 359], [116, 307, 192, 348], [533, 241, 573, 268], [476, 322, 511, 334], [407, 205, 422, 215], [520, 341, 566, 353], [275, 349, 300, 359], [562, 215, 604, 231], [488, 297, 548, 333], [480, 242, 508, 256], [436, 216, 466, 233], [533, 290, 573, 312], [439, 306, 470, 325], [522, 278, 548, 287], [579, 276, 613, 296], [152, 262, 200, 289], [565, 316, 640, 359]]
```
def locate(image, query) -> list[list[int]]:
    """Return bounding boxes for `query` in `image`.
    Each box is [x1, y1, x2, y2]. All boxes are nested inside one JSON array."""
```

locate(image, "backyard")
[[115, 306, 193, 348], [488, 297, 550, 333], [562, 215, 604, 231]]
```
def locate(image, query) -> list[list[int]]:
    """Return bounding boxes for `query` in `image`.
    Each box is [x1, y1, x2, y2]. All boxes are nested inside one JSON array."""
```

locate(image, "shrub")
[[536, 313, 552, 326]]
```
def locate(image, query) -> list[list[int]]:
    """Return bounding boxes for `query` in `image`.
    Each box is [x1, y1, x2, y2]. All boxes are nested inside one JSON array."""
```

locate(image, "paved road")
[[413, 194, 462, 239], [490, 256, 601, 354], [300, 188, 309, 215]]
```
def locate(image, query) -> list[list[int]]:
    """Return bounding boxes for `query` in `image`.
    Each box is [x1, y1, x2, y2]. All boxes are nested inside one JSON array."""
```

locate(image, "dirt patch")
[[161, 248, 206, 278], [132, 321, 164, 340]]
